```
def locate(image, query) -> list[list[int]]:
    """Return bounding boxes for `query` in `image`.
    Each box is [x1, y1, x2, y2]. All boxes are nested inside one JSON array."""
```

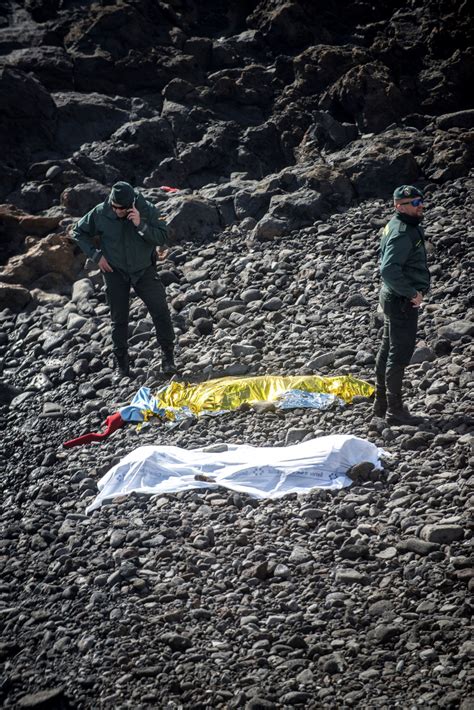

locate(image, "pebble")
[[420, 524, 465, 544]]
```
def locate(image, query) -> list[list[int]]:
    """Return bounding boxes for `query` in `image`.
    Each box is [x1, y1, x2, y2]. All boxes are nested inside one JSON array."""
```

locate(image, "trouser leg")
[[372, 314, 391, 416], [103, 271, 131, 359], [385, 307, 418, 396], [385, 303, 422, 424], [375, 317, 390, 393], [133, 266, 175, 353]]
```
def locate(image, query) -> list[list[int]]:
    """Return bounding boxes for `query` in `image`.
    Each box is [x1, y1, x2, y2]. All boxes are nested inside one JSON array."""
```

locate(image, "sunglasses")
[[111, 202, 128, 211], [399, 198, 424, 207]]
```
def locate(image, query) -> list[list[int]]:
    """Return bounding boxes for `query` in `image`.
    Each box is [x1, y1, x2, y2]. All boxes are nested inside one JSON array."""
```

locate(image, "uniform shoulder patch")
[[397, 222, 407, 233]]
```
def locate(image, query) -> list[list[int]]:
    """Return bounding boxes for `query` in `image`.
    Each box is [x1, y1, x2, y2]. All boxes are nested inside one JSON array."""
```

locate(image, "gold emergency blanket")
[[152, 374, 374, 418]]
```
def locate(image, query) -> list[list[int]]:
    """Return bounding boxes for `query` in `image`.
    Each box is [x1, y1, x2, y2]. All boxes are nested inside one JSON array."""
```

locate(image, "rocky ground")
[[0, 0, 473, 708], [1, 178, 473, 709]]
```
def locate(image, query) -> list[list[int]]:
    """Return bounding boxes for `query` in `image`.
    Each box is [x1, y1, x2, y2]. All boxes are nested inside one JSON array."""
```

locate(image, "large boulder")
[[64, 3, 201, 94], [0, 232, 84, 286], [417, 48, 474, 113], [252, 189, 327, 240], [301, 113, 358, 151], [61, 182, 109, 217], [290, 45, 369, 98], [211, 30, 270, 70], [234, 187, 273, 221], [5, 160, 87, 213], [426, 132, 474, 182], [0, 205, 61, 264], [436, 110, 474, 130], [79, 117, 175, 187], [331, 135, 420, 199], [24, 0, 61, 23], [238, 121, 287, 176], [0, 68, 57, 197], [0, 282, 31, 310], [53, 92, 139, 153], [320, 62, 407, 133], [247, 1, 332, 48], [251, 165, 353, 239], [0, 47, 73, 91], [164, 196, 221, 243], [145, 121, 239, 190]]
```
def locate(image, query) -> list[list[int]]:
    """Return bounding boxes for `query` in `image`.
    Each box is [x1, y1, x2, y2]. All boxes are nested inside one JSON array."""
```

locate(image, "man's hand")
[[98, 255, 113, 272], [127, 203, 140, 227], [411, 291, 423, 308]]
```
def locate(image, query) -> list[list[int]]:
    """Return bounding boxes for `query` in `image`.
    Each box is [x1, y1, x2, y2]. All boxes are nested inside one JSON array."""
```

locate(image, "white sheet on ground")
[[86, 435, 384, 513]]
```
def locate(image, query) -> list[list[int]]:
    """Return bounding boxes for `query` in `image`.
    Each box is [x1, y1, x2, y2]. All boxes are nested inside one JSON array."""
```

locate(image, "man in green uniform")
[[72, 181, 176, 378], [373, 185, 430, 425]]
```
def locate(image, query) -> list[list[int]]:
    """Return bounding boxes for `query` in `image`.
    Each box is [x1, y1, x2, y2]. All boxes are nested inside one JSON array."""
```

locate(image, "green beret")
[[110, 181, 135, 208], [393, 185, 424, 200]]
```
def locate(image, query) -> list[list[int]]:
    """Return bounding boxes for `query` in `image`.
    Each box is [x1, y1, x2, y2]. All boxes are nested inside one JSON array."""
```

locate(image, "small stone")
[[335, 569, 370, 585], [396, 538, 439, 555], [18, 687, 67, 708], [109, 530, 126, 548], [285, 427, 312, 444], [376, 546, 397, 559], [262, 296, 283, 311], [439, 320, 474, 341], [420, 524, 464, 544], [300, 507, 325, 521], [161, 633, 192, 652], [368, 624, 401, 644], [289, 546, 312, 564], [46, 165, 62, 179], [273, 563, 291, 579]]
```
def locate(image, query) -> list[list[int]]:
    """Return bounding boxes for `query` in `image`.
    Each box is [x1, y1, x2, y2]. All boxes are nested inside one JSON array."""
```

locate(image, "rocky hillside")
[[0, 1, 473, 708], [0, 0, 473, 279]]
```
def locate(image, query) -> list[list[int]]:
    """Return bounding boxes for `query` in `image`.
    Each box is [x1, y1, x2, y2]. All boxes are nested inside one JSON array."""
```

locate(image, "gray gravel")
[[1, 178, 473, 709]]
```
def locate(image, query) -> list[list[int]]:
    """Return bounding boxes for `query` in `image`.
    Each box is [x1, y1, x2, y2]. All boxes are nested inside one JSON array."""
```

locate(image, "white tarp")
[[86, 435, 383, 513]]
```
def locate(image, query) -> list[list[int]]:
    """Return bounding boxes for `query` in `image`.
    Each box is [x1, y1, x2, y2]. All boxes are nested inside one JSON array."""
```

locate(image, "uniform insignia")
[[403, 187, 411, 195], [398, 222, 407, 232]]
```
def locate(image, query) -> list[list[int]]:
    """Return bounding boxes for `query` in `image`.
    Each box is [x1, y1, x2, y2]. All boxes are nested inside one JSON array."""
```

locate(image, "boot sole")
[[386, 415, 423, 425]]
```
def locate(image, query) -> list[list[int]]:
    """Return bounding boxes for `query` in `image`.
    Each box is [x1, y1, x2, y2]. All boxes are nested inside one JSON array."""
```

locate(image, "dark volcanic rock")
[[0, 1, 473, 708], [0, 68, 57, 198]]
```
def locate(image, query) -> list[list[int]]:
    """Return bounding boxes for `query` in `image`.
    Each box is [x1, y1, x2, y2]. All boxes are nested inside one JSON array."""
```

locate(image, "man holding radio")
[[373, 185, 430, 425], [72, 181, 176, 378]]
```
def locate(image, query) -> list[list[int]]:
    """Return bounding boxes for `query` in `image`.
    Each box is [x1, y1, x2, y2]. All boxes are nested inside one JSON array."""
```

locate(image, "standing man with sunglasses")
[[72, 181, 176, 378], [373, 185, 430, 424]]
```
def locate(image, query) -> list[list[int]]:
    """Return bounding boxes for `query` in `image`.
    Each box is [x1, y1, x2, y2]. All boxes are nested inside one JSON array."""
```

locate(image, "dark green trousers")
[[375, 291, 418, 396], [104, 265, 174, 359]]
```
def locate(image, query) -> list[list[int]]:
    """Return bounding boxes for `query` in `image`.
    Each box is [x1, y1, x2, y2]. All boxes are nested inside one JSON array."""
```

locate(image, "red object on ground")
[[63, 411, 125, 448], [159, 185, 179, 193]]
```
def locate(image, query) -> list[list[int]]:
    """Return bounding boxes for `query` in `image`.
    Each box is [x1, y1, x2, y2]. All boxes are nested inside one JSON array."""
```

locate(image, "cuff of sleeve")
[[137, 222, 148, 237], [91, 249, 102, 263]]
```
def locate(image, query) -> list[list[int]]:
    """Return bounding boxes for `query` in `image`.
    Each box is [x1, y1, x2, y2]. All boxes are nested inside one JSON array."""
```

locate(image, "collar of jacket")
[[395, 211, 422, 227]]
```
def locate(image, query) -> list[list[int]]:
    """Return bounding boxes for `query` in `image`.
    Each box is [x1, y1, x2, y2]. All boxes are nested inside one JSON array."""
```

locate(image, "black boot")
[[385, 364, 422, 425], [161, 348, 177, 376], [372, 388, 387, 417], [386, 393, 423, 425], [114, 353, 130, 377]]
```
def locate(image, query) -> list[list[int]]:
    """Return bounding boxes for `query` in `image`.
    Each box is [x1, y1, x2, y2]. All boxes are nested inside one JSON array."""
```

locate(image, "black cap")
[[393, 185, 424, 201], [110, 182, 135, 208]]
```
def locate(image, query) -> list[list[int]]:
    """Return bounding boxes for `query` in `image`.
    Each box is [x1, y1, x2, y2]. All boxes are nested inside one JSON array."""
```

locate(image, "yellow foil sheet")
[[152, 374, 374, 418]]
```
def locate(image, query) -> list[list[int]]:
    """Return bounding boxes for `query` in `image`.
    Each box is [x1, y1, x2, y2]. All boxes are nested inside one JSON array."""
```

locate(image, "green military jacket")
[[72, 191, 167, 277], [379, 213, 430, 299]]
